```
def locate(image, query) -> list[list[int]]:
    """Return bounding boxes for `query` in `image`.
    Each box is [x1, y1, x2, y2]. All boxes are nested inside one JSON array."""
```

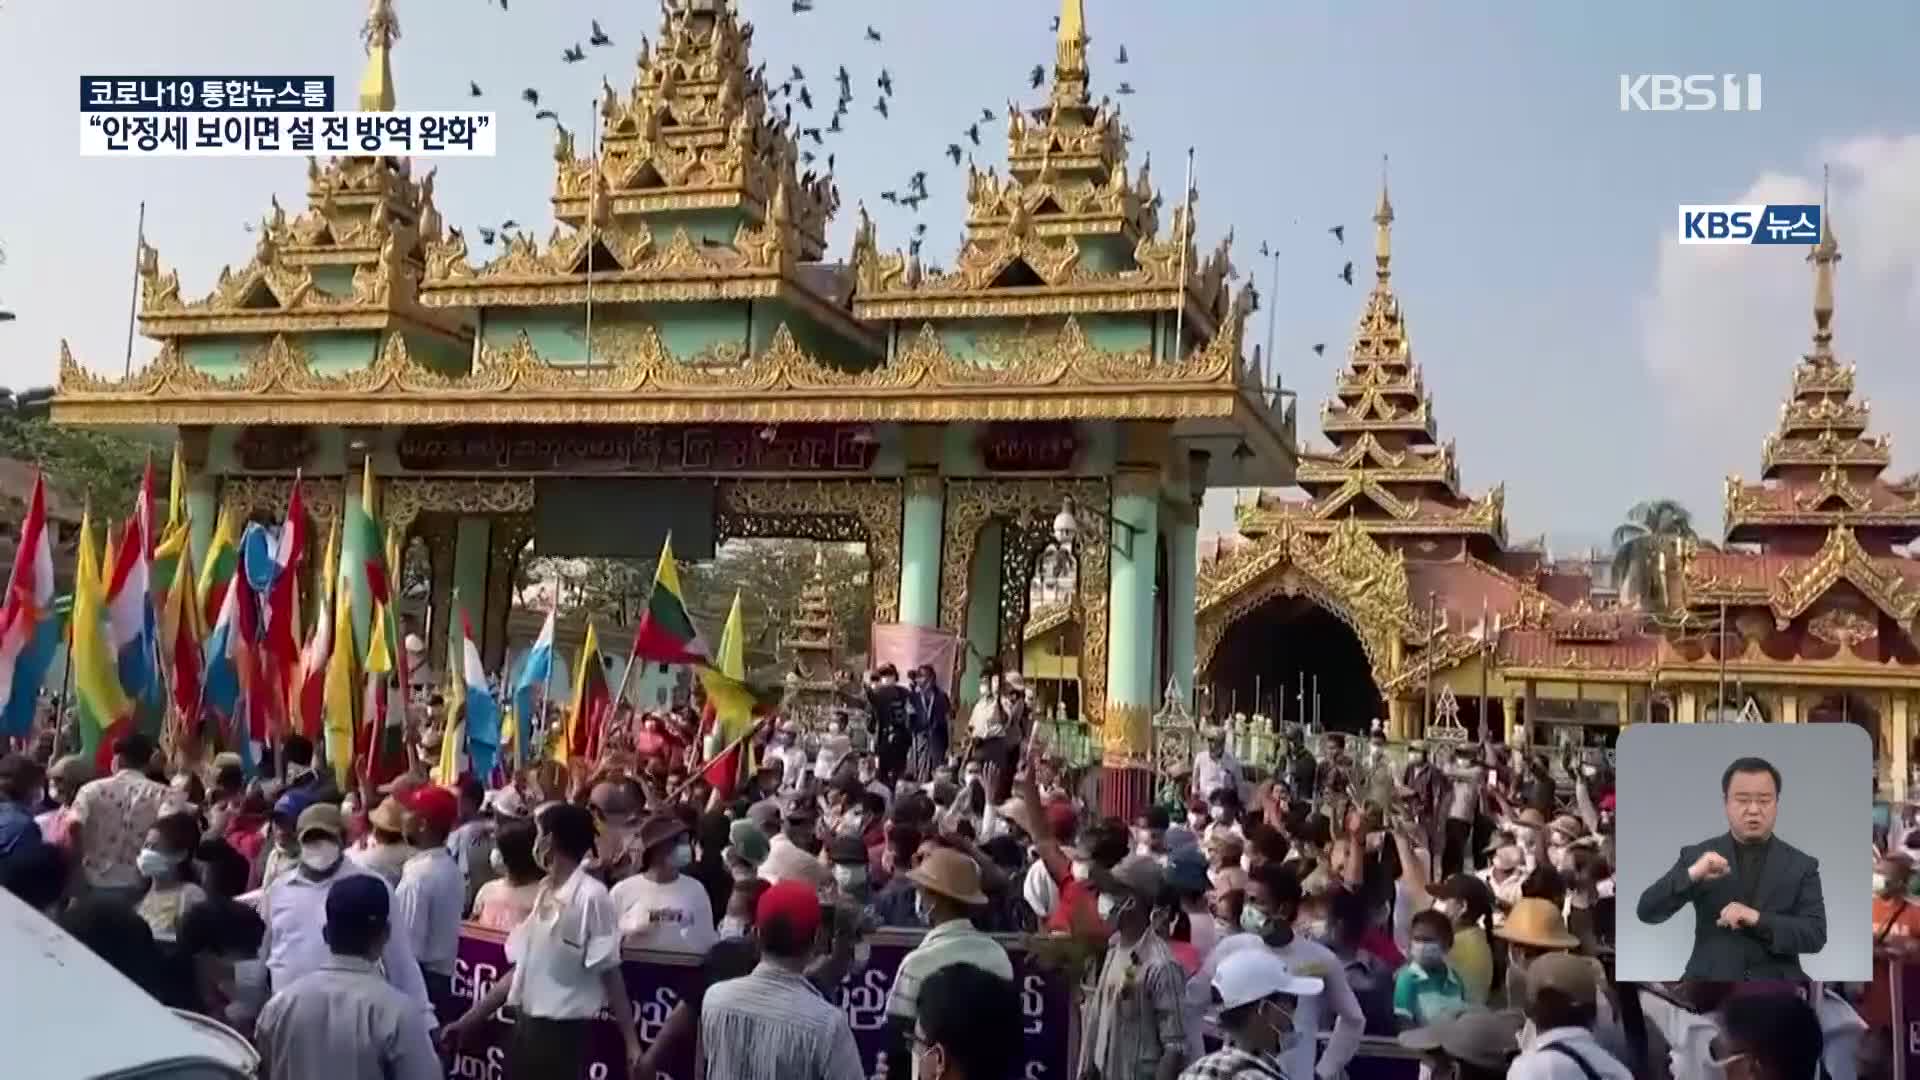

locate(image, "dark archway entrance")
[[1807, 692, 1880, 759], [1204, 594, 1382, 733]]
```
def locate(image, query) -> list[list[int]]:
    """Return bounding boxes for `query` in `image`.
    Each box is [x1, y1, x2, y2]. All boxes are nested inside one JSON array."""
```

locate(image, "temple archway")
[[1203, 592, 1381, 732]]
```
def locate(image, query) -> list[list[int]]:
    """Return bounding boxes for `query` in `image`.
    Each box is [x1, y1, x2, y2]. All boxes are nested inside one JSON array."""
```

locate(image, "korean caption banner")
[[439, 924, 1075, 1080]]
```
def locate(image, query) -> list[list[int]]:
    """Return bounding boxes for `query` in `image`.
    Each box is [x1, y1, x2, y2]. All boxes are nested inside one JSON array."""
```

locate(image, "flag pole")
[[665, 708, 776, 805], [538, 584, 560, 763], [123, 201, 146, 379]]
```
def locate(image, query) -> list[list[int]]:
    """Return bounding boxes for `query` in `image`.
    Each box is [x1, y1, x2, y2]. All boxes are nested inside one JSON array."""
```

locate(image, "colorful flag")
[[340, 458, 385, 659], [0, 474, 60, 737], [157, 517, 205, 745], [456, 605, 501, 781], [72, 512, 134, 771], [321, 547, 358, 791], [561, 621, 609, 764], [198, 503, 241, 628], [152, 446, 187, 596], [295, 522, 339, 741], [257, 478, 307, 741], [509, 606, 556, 771], [359, 596, 407, 790], [628, 534, 708, 665], [105, 515, 162, 737], [698, 591, 754, 795]]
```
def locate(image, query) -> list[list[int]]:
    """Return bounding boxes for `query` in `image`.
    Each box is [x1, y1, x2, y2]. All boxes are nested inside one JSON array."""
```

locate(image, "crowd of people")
[[0, 675, 1893, 1080]]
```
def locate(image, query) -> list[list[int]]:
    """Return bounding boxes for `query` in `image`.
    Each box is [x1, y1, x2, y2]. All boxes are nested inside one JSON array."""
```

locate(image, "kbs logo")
[[1620, 74, 1762, 112], [1678, 205, 1822, 246]]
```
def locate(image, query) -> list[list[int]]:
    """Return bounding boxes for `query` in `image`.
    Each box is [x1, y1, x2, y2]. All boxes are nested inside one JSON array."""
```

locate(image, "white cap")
[[1212, 949, 1323, 1015]]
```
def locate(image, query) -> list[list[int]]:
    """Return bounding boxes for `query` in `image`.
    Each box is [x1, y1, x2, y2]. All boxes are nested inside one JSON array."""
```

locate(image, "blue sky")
[[2, 0, 1917, 553]]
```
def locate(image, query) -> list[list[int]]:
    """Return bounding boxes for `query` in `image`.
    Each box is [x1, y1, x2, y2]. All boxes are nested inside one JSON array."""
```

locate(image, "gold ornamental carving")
[[1771, 524, 1920, 627], [1101, 703, 1153, 768], [1193, 516, 1416, 689], [715, 480, 903, 625], [218, 476, 344, 534], [383, 478, 536, 538], [1808, 607, 1878, 651], [938, 478, 1109, 728]]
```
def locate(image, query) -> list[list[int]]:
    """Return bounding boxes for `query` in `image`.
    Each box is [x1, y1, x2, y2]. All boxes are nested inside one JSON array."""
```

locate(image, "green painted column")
[[1101, 472, 1161, 819], [1166, 509, 1198, 710], [897, 474, 944, 627], [959, 519, 1003, 706], [451, 516, 493, 633], [185, 474, 218, 574]]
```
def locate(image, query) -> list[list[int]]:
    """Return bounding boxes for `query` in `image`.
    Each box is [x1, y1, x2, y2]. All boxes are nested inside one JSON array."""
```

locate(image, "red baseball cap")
[[755, 880, 822, 941], [399, 785, 459, 834]]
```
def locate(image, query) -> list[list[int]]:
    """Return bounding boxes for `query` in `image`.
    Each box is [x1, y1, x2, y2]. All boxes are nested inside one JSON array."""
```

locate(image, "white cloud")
[[1638, 134, 1920, 515]]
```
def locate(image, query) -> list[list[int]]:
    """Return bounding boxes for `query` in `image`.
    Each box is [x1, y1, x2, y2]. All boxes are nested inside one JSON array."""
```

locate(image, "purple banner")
[[438, 924, 1074, 1080]]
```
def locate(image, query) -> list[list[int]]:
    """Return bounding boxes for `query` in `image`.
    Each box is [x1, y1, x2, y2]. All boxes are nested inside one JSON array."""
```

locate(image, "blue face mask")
[[669, 842, 693, 870], [1240, 906, 1269, 934]]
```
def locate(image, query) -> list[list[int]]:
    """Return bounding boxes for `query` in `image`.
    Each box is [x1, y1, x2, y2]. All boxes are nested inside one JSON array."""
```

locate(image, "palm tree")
[[1611, 499, 1698, 610]]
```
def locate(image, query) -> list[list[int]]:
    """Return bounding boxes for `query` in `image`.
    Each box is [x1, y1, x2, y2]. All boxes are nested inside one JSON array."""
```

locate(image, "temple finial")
[[359, 0, 400, 112], [1056, 0, 1087, 75], [1373, 154, 1394, 281], [1809, 163, 1840, 352]]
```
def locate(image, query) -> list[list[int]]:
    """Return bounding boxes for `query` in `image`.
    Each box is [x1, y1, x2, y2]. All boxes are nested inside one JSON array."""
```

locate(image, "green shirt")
[[1392, 960, 1468, 1028]]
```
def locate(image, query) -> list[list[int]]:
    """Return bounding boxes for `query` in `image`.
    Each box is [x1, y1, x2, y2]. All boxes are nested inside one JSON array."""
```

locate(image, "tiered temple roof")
[[1238, 175, 1504, 546], [1723, 207, 1920, 550]]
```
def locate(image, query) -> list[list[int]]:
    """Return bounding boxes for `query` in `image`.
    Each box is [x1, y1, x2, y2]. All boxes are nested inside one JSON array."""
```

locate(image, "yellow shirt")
[[1449, 924, 1493, 1005]]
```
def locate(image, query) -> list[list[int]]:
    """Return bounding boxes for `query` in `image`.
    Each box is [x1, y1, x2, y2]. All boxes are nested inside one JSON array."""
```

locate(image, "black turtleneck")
[[1731, 832, 1774, 902]]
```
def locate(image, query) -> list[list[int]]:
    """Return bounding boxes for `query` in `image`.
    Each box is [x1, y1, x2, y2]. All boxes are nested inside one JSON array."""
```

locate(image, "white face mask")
[[718, 916, 748, 938], [136, 847, 181, 880], [1071, 861, 1092, 882], [299, 839, 343, 875], [490, 848, 508, 876], [1210, 806, 1229, 823], [833, 864, 867, 891]]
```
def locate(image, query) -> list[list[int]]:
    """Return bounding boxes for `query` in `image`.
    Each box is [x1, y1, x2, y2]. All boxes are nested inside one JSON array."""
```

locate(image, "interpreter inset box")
[[1615, 722, 1869, 983]]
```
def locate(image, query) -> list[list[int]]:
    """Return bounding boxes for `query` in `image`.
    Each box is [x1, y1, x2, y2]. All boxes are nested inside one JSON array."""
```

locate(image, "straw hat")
[[1493, 897, 1580, 950], [758, 839, 827, 888], [368, 796, 409, 834], [906, 847, 989, 906]]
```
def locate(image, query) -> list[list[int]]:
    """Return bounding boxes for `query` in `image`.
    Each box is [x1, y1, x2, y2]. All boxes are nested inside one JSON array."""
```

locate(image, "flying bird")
[[791, 0, 813, 11], [1311, 343, 1326, 356], [1029, 65, 1045, 89], [499, 220, 519, 232], [1329, 225, 1345, 244], [837, 66, 852, 93], [798, 86, 813, 109], [865, 26, 882, 42], [791, 65, 806, 83], [877, 70, 893, 96], [1116, 45, 1129, 64], [1339, 261, 1354, 285], [534, 109, 559, 122], [562, 44, 586, 63], [802, 127, 823, 144], [521, 88, 540, 106], [874, 98, 889, 118], [478, 227, 496, 245], [881, 191, 899, 204], [1050, 16, 1060, 31], [980, 107, 996, 122], [589, 20, 611, 47], [469, 81, 483, 97], [1116, 82, 1136, 95], [913, 222, 928, 237], [965, 123, 981, 146], [1257, 241, 1271, 257], [827, 115, 843, 133]]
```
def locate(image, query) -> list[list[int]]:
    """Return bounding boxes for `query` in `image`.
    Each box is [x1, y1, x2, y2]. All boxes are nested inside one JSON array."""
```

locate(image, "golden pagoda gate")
[[51, 0, 1296, 818]]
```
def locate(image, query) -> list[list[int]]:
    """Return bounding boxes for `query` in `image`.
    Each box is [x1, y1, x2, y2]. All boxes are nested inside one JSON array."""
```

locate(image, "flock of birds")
[[444, 3, 1363, 361]]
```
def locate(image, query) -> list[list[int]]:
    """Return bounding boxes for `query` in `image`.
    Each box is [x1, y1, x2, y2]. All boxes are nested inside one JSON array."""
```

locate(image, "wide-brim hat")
[[636, 814, 689, 858], [1493, 897, 1580, 949], [905, 847, 989, 906], [1398, 1009, 1525, 1069], [368, 796, 408, 834], [758, 839, 828, 888], [727, 819, 770, 867], [1513, 808, 1548, 829]]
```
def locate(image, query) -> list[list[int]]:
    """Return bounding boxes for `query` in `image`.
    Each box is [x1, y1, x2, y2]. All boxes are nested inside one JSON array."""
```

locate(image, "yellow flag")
[[322, 562, 357, 790], [167, 440, 186, 528]]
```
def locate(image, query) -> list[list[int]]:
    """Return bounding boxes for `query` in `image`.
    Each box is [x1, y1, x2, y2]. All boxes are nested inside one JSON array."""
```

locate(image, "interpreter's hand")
[[1689, 851, 1731, 883], [1717, 901, 1760, 929]]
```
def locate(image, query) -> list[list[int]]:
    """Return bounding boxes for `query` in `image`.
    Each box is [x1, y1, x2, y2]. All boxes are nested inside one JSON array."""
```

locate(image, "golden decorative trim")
[[938, 478, 1108, 727], [1771, 524, 1920, 627], [219, 476, 345, 533], [1100, 702, 1154, 766], [384, 478, 536, 538], [1194, 516, 1417, 688], [715, 479, 903, 625], [1808, 607, 1878, 650]]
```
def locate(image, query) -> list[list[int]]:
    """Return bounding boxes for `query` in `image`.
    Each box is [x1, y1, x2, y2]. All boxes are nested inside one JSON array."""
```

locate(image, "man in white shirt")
[[609, 814, 716, 955], [395, 785, 467, 1005], [259, 804, 433, 1024], [1506, 953, 1633, 1080], [1191, 726, 1244, 805], [1442, 747, 1485, 877], [1188, 863, 1365, 1080]]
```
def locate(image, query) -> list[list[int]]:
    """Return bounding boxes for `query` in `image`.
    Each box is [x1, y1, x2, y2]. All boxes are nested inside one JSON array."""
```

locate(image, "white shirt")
[[1188, 932, 1365, 1080], [1446, 763, 1484, 821], [395, 847, 466, 976], [609, 871, 717, 956], [259, 863, 433, 1025], [506, 867, 622, 1019], [1507, 1026, 1634, 1080], [1192, 750, 1243, 802]]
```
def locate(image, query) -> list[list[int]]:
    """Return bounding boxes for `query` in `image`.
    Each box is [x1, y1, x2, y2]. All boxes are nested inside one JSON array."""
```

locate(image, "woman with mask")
[[134, 811, 206, 945], [1425, 874, 1497, 1006], [471, 818, 543, 931], [1392, 910, 1468, 1030], [610, 813, 717, 955], [1178, 948, 1323, 1080]]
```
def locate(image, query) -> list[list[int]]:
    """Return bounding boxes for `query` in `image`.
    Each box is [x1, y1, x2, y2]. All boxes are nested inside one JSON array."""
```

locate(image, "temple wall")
[[479, 302, 745, 362]]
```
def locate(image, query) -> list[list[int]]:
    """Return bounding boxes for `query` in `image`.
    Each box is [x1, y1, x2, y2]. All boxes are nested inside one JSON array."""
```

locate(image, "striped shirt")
[[1083, 931, 1189, 1080], [700, 959, 866, 1080], [885, 917, 1013, 1022]]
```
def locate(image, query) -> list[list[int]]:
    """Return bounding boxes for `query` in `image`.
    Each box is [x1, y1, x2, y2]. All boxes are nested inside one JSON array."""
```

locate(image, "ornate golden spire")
[[1053, 0, 1090, 104], [358, 0, 400, 112], [1373, 155, 1393, 282], [1808, 164, 1839, 356]]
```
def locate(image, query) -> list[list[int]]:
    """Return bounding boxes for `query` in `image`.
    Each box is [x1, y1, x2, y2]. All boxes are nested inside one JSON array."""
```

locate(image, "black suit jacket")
[[1634, 831, 1826, 980]]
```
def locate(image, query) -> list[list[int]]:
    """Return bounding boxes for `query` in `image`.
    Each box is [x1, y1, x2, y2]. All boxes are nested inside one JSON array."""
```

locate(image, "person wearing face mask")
[[1395, 1007, 1524, 1080], [0, 752, 47, 863], [912, 962, 1023, 1080], [815, 713, 854, 782], [33, 754, 90, 853], [259, 803, 432, 1021], [1192, 728, 1244, 808], [1712, 990, 1827, 1080], [1503, 952, 1632, 1080], [584, 776, 646, 886], [827, 833, 874, 905], [698, 881, 865, 1080], [610, 812, 717, 955], [254, 875, 443, 1080], [393, 784, 466, 1004], [1080, 854, 1188, 1080], [1189, 863, 1366, 1080], [906, 664, 952, 783], [771, 721, 810, 794], [1135, 805, 1173, 862], [470, 818, 544, 931], [349, 795, 415, 887], [1425, 875, 1496, 1005], [1204, 789, 1247, 849], [724, 818, 772, 882], [1479, 844, 1527, 916], [883, 846, 1012, 1076], [133, 811, 206, 945], [1178, 948, 1323, 1080], [1392, 910, 1468, 1030]]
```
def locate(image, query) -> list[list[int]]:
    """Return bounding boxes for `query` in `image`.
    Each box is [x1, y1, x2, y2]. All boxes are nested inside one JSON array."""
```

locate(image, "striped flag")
[[157, 515, 205, 746], [295, 522, 339, 742], [198, 504, 241, 629], [456, 604, 501, 782], [321, 545, 358, 791], [0, 473, 60, 737], [629, 534, 708, 664], [509, 606, 556, 771], [561, 621, 609, 764], [72, 511, 134, 770], [105, 514, 162, 737]]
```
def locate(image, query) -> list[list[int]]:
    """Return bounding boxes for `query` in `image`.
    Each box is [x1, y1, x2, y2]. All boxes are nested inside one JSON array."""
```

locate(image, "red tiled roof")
[[1497, 626, 1663, 671], [1684, 549, 1799, 589], [1537, 571, 1594, 607]]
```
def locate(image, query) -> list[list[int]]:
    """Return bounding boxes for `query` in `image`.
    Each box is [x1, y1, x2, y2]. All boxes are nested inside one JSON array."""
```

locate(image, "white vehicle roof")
[[0, 888, 258, 1078]]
